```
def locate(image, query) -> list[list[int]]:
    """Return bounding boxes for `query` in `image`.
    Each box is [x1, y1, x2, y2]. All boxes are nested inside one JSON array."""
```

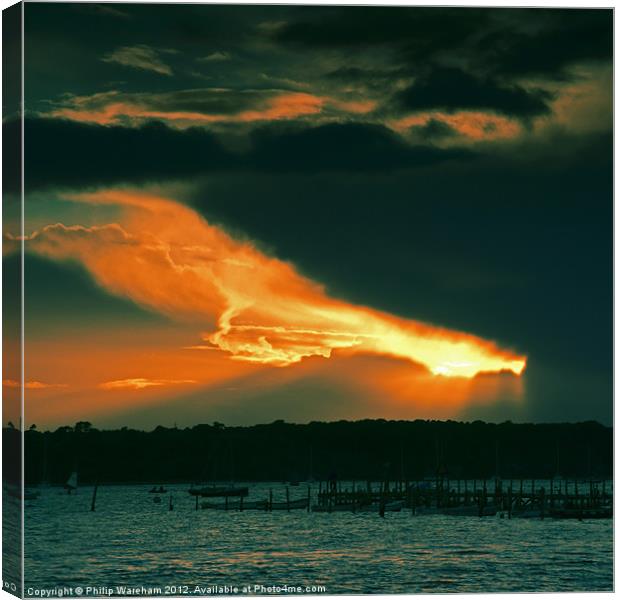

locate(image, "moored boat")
[[189, 485, 249, 498], [270, 498, 309, 510], [201, 499, 267, 510]]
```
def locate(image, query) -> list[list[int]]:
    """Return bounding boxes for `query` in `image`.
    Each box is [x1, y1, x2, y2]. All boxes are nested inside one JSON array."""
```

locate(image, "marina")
[[176, 477, 614, 519], [20, 475, 614, 519], [20, 480, 613, 594]]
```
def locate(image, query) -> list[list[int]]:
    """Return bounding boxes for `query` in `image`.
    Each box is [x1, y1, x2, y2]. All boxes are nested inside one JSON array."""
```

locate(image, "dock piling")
[[90, 482, 98, 512]]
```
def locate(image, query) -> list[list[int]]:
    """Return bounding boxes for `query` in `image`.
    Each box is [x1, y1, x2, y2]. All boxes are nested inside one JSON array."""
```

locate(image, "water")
[[23, 483, 612, 595]]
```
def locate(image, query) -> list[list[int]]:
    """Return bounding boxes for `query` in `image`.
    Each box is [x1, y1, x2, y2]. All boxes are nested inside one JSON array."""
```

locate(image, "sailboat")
[[65, 471, 78, 494]]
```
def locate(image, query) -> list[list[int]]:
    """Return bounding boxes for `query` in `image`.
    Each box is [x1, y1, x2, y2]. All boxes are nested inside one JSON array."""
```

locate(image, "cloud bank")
[[13, 189, 526, 379]]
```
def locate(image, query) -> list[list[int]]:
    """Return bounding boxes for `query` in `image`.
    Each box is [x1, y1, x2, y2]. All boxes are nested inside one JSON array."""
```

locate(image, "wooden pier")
[[190, 477, 612, 519], [312, 477, 612, 519]]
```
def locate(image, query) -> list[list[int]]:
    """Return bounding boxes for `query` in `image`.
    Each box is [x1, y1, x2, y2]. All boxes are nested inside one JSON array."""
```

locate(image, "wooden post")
[[549, 478, 554, 509], [195, 494, 198, 511], [239, 495, 244, 512], [286, 486, 290, 512], [169, 494, 173, 511], [307, 486, 311, 512], [90, 482, 98, 512], [269, 489, 273, 512], [507, 482, 512, 519], [225, 495, 229, 511]]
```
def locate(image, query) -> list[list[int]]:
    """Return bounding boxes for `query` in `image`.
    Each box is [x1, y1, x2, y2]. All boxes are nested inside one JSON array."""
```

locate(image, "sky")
[[3, 3, 612, 429]]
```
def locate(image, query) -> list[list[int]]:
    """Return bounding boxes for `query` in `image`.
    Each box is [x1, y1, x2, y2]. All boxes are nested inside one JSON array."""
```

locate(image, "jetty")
[[311, 476, 612, 519], [189, 476, 612, 519]]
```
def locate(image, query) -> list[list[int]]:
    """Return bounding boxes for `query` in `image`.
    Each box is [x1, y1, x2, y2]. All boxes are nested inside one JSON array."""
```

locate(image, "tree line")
[[3, 418, 612, 485]]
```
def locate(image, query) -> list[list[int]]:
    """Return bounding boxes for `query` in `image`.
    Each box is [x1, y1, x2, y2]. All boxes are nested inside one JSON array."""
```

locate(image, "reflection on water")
[[24, 483, 612, 594]]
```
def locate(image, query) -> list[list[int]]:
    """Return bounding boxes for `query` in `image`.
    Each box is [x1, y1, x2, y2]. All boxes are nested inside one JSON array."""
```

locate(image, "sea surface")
[[22, 482, 613, 595]]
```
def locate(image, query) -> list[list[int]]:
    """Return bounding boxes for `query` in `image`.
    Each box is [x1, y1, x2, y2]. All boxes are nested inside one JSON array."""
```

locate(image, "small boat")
[[189, 485, 249, 498], [270, 498, 309, 510], [201, 499, 268, 510], [149, 486, 167, 494]]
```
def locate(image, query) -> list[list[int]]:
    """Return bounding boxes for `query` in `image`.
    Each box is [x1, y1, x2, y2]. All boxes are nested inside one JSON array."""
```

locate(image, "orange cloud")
[[49, 90, 376, 127], [3, 379, 68, 389], [100, 378, 197, 390], [391, 111, 521, 141], [20, 189, 526, 382]]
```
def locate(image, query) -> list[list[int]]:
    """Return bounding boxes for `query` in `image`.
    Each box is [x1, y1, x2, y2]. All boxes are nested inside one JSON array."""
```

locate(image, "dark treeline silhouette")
[[5, 419, 613, 485]]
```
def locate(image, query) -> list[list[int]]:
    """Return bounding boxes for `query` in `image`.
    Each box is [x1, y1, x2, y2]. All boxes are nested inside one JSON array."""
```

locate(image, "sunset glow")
[[49, 91, 377, 127], [14, 189, 527, 384]]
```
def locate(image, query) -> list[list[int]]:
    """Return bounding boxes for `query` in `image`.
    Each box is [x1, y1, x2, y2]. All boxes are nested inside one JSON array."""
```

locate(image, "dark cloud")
[[52, 88, 304, 118], [19, 117, 472, 191], [395, 67, 553, 118], [272, 7, 489, 53], [247, 122, 473, 172], [2, 2, 21, 117], [20, 117, 230, 191], [101, 44, 175, 76], [3, 115, 21, 197], [182, 130, 611, 423], [479, 10, 613, 80], [273, 8, 612, 81], [324, 66, 408, 91], [408, 119, 458, 142]]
